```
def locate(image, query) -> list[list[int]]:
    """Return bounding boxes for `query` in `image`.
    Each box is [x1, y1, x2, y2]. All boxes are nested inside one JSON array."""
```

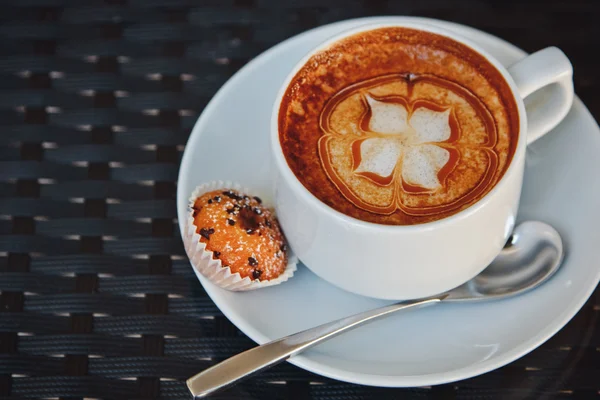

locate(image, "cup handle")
[[507, 47, 574, 145]]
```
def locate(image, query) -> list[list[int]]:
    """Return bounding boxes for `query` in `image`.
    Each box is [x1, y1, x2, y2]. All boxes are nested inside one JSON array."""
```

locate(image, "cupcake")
[[184, 182, 296, 291]]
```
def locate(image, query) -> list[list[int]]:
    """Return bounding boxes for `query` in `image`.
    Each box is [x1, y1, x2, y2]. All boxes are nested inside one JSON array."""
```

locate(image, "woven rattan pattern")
[[0, 1, 598, 399]]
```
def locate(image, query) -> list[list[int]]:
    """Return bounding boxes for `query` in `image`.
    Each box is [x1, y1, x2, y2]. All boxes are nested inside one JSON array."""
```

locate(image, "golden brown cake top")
[[192, 189, 288, 281]]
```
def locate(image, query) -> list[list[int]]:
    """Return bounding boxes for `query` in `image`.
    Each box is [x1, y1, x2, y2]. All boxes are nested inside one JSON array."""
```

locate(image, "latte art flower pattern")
[[353, 95, 457, 192], [317, 73, 501, 216]]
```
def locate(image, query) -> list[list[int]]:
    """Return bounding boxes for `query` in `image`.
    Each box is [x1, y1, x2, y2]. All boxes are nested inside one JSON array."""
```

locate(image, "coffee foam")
[[354, 137, 402, 180], [403, 144, 450, 190], [365, 95, 409, 133], [408, 107, 452, 143], [279, 27, 519, 225]]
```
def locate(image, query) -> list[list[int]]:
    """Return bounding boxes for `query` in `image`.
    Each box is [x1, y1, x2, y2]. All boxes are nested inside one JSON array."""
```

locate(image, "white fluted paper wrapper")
[[184, 181, 297, 291]]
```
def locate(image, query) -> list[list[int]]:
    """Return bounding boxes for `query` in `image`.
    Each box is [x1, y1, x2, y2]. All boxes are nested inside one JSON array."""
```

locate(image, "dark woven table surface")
[[0, 1, 599, 399]]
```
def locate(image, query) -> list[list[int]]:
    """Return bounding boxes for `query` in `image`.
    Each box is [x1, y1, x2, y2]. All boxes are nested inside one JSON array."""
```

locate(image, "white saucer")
[[177, 17, 600, 386]]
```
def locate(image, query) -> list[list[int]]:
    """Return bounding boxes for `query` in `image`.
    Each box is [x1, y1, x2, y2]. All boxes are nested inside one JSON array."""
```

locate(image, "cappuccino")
[[278, 27, 519, 225]]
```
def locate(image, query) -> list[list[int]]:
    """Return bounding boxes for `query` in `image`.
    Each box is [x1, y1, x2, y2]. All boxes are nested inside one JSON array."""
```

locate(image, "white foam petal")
[[409, 107, 452, 144], [365, 95, 408, 134], [355, 137, 403, 178], [401, 144, 450, 190]]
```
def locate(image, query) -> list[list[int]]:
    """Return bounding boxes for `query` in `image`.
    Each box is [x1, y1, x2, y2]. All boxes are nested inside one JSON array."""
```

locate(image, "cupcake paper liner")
[[184, 180, 297, 291]]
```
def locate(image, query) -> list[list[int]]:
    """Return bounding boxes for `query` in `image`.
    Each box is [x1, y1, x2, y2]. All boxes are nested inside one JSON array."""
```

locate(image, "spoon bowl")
[[187, 220, 564, 399], [446, 221, 564, 300]]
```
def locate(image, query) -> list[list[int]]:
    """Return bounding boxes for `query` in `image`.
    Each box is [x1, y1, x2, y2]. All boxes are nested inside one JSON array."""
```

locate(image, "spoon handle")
[[186, 296, 444, 399]]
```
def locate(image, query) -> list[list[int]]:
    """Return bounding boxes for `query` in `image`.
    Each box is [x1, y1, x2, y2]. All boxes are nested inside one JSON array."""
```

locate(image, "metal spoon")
[[187, 221, 563, 399]]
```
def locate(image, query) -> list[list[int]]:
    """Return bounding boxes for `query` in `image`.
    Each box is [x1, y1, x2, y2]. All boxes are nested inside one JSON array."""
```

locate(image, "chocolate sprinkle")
[[227, 219, 235, 226], [208, 199, 213, 204], [265, 219, 272, 228], [226, 207, 236, 214], [246, 228, 255, 235], [223, 190, 243, 201], [253, 207, 262, 215], [213, 251, 221, 258], [252, 269, 262, 280], [253, 196, 262, 204], [280, 244, 287, 253], [248, 256, 258, 266], [213, 195, 221, 202], [239, 206, 260, 232], [199, 227, 215, 240]]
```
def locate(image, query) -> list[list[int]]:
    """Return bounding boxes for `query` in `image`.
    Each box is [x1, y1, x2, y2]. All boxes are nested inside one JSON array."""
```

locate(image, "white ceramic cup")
[[270, 21, 574, 300]]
